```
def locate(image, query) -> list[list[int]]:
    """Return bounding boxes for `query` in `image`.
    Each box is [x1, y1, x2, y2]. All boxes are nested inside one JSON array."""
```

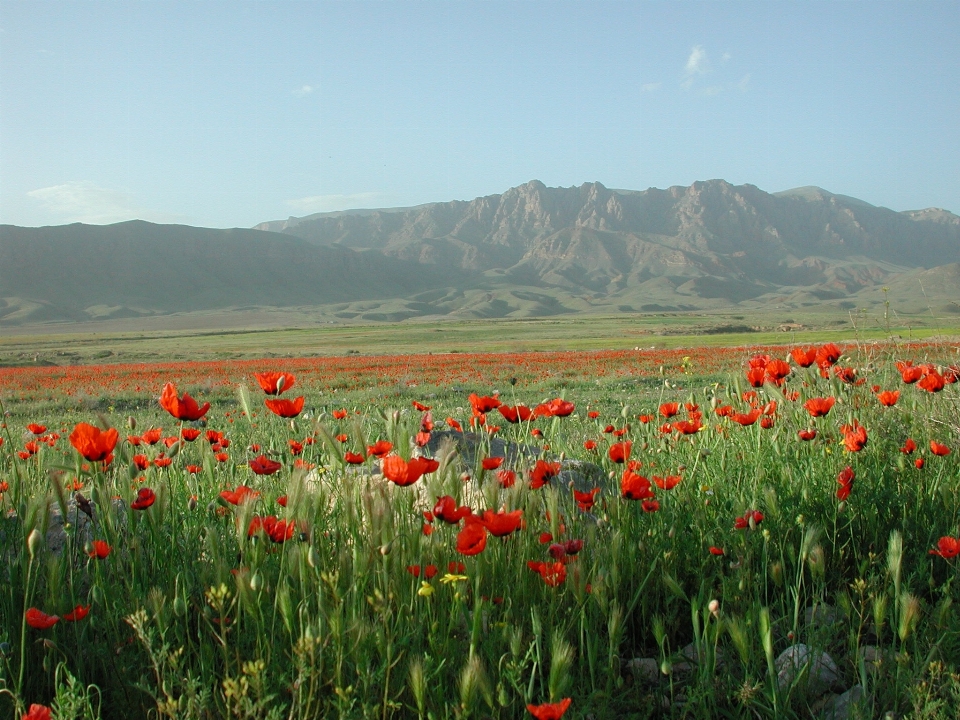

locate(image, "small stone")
[[820, 685, 866, 720], [805, 604, 842, 629], [776, 644, 839, 696], [625, 657, 659, 685]]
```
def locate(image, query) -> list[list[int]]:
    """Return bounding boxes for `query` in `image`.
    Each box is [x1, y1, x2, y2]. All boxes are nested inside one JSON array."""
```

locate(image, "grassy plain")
[[1, 317, 959, 719], [2, 307, 957, 367]]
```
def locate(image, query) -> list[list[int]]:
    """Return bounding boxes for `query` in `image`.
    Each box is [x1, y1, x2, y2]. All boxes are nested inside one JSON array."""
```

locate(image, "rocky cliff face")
[[257, 179, 960, 300]]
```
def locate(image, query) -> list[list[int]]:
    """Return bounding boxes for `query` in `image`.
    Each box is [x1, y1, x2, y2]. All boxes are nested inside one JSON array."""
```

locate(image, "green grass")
[[1, 340, 959, 719], [2, 309, 957, 367]]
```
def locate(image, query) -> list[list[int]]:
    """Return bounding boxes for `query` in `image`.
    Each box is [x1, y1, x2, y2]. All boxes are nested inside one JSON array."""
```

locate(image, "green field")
[[2, 309, 957, 367], [1, 329, 959, 719]]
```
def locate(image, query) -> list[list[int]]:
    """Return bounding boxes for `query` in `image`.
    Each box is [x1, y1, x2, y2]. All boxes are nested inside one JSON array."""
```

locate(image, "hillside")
[[2, 180, 959, 327]]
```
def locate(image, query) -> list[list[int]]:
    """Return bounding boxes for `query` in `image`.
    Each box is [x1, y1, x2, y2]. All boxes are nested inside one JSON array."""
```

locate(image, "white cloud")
[[738, 73, 751, 91], [721, 52, 732, 63], [286, 192, 383, 214], [641, 82, 661, 93], [26, 181, 180, 224], [686, 45, 709, 75], [292, 84, 314, 97]]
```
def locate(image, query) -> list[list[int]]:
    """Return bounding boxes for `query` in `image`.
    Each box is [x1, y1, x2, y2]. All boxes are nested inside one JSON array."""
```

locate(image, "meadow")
[[1, 337, 959, 719]]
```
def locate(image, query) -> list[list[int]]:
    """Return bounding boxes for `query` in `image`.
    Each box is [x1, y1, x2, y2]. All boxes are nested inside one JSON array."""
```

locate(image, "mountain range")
[[2, 179, 959, 327]]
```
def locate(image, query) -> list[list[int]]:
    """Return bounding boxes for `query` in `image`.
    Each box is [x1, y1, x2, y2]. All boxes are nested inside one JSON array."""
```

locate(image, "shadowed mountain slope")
[[2, 180, 958, 326]]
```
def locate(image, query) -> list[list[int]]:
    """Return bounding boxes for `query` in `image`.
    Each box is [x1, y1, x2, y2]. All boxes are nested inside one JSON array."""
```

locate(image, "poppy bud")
[[173, 595, 187, 616], [307, 546, 320, 568], [127, 416, 137, 430], [709, 599, 720, 618], [188, 495, 198, 511], [250, 572, 262, 592], [27, 528, 42, 560]]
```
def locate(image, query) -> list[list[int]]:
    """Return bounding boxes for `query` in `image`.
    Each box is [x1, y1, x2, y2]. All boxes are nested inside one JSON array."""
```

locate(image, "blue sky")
[[2, 1, 958, 228]]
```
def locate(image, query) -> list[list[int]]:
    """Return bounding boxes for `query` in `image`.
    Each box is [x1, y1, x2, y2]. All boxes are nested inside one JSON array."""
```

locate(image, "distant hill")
[[2, 180, 958, 326], [0, 221, 460, 325]]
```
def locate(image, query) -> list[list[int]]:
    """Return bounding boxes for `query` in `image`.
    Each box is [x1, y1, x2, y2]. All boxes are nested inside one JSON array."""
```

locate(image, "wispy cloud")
[[641, 82, 661, 93], [26, 181, 181, 224], [686, 45, 709, 76], [286, 192, 382, 215], [292, 84, 314, 97]]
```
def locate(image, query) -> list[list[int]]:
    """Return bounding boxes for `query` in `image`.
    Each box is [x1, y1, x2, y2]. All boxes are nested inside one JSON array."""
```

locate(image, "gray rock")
[[625, 657, 659, 685], [557, 459, 608, 494], [820, 685, 867, 720], [46, 498, 97, 557], [776, 644, 839, 696], [805, 604, 842, 629], [425, 429, 537, 470]]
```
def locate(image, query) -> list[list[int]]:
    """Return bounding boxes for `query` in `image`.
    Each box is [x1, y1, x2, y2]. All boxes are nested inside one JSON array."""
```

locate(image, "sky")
[[1, 1, 958, 228]]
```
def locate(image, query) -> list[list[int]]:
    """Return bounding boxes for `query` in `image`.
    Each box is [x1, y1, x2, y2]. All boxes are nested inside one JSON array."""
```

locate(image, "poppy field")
[[2, 340, 960, 719]]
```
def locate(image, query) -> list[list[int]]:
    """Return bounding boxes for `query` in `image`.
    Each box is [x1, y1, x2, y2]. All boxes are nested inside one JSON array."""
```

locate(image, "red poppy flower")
[[88, 539, 111, 559], [332, 409, 348, 420], [607, 441, 632, 464], [496, 469, 517, 488], [804, 397, 836, 418], [833, 366, 857, 383], [916, 457, 925, 469], [841, 421, 868, 452], [22, 703, 52, 720], [836, 466, 855, 501], [159, 383, 210, 421], [481, 456, 504, 471], [930, 441, 951, 457], [186, 464, 202, 474], [344, 451, 365, 464], [456, 518, 488, 555], [709, 546, 725, 556], [153, 456, 173, 469], [876, 390, 900, 407], [131, 487, 156, 510], [765, 358, 791, 383], [498, 404, 533, 423], [433, 495, 473, 524], [790, 347, 817, 367], [653, 474, 681, 490], [254, 371, 296, 395], [734, 510, 764, 530], [25, 608, 59, 629], [446, 417, 463, 432], [798, 429, 817, 441], [673, 418, 703, 435], [918, 370, 946, 393], [382, 455, 437, 486], [641, 499, 660, 513], [900, 364, 923, 383], [132, 454, 150, 470], [367, 440, 393, 458], [220, 485, 260, 505], [480, 509, 523, 537], [529, 460, 561, 489], [730, 409, 761, 426], [63, 604, 90, 622], [583, 439, 598, 451], [264, 396, 305, 418], [746, 366, 767, 388], [574, 487, 600, 512], [527, 561, 567, 587], [69, 422, 119, 462], [758, 417, 774, 430], [206, 429, 225, 445], [469, 393, 501, 414], [248, 515, 297, 543], [621, 470, 654, 501], [930, 537, 960, 558], [900, 438, 916, 454], [215, 452, 229, 463], [533, 398, 575, 418], [412, 400, 432, 411], [526, 698, 571, 720], [26, 423, 47, 435], [815, 343, 842, 368], [659, 402, 680, 418]]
